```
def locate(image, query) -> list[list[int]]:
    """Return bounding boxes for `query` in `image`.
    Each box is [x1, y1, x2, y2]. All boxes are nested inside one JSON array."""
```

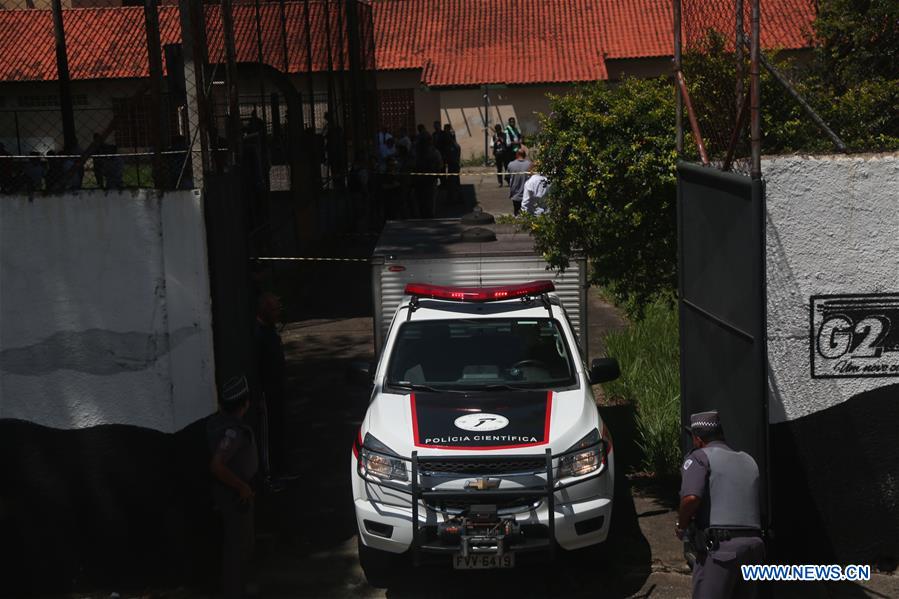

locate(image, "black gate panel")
[[677, 161, 768, 527], [204, 171, 254, 386]]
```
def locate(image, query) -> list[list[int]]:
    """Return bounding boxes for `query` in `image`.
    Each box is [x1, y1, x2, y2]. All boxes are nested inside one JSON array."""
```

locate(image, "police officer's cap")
[[221, 375, 250, 406], [689, 410, 722, 436]]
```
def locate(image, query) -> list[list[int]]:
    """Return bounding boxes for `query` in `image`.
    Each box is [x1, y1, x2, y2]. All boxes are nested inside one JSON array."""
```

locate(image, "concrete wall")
[[0, 189, 218, 591], [765, 153, 899, 423], [373, 71, 573, 161], [0, 189, 217, 431], [438, 85, 571, 161], [764, 153, 899, 564]]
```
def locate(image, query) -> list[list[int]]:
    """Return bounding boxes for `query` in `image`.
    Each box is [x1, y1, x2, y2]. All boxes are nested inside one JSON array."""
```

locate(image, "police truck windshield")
[[386, 319, 576, 390]]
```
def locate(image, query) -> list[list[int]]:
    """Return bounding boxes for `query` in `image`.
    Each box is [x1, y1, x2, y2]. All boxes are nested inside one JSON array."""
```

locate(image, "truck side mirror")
[[349, 361, 375, 386], [589, 358, 620, 384]]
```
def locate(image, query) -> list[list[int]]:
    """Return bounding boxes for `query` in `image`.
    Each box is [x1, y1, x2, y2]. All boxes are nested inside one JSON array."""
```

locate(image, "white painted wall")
[[0, 189, 216, 433], [765, 153, 899, 423]]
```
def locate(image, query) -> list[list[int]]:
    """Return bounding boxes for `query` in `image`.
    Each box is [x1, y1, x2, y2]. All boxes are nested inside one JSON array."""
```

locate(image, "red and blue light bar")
[[403, 280, 555, 303]]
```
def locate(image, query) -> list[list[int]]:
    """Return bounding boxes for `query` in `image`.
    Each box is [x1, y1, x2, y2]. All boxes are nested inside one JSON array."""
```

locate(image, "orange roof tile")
[[0, 0, 815, 86], [373, 0, 815, 86], [0, 2, 353, 81]]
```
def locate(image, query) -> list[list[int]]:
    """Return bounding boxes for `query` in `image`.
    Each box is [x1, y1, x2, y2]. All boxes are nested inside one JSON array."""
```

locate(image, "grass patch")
[[601, 296, 681, 478]]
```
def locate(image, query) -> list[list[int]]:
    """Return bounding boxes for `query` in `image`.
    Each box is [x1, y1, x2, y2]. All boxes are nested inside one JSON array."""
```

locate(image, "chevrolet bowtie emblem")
[[465, 478, 500, 490]]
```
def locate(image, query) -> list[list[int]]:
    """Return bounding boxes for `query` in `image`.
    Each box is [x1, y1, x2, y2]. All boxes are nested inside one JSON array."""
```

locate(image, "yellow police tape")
[[402, 171, 536, 177], [253, 256, 370, 262]]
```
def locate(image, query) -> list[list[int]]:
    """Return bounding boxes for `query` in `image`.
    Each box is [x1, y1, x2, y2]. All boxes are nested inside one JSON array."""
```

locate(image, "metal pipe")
[[483, 86, 489, 167], [673, 0, 683, 154], [253, 0, 268, 127], [675, 70, 710, 165], [749, 0, 760, 179], [741, 39, 847, 153], [323, 0, 336, 121], [221, 0, 241, 165], [51, 0, 76, 152], [278, 0, 290, 74], [14, 110, 21, 154], [179, 0, 211, 182], [723, 88, 751, 172], [144, 0, 167, 187], [335, 0, 348, 123], [345, 0, 365, 153], [735, 0, 744, 110], [302, 0, 316, 132]]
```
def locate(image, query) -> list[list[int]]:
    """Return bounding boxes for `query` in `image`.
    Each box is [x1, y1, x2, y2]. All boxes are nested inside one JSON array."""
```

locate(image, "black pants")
[[494, 153, 506, 185], [219, 498, 254, 599], [512, 199, 522, 215], [414, 180, 437, 218]]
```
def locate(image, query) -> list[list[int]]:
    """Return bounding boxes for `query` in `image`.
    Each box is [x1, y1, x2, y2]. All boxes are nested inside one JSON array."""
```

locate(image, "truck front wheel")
[[358, 540, 404, 588]]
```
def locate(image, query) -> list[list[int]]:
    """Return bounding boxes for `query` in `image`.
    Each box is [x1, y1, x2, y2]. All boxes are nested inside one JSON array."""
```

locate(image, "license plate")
[[453, 553, 515, 570]]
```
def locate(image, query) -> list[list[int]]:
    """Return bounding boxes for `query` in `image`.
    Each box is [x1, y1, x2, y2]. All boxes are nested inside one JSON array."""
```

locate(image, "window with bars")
[[111, 95, 177, 149], [377, 88, 415, 136]]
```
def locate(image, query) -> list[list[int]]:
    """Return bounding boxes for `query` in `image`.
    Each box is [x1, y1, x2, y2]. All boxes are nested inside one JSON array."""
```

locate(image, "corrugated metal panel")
[[375, 256, 586, 354]]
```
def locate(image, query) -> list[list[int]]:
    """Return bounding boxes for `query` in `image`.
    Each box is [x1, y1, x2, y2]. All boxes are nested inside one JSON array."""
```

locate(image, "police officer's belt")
[[707, 528, 762, 542]]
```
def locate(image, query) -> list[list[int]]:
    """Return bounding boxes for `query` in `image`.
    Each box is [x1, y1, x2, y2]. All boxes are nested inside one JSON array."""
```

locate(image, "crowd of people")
[[345, 120, 464, 228], [346, 116, 550, 226], [493, 117, 550, 216], [0, 133, 196, 194], [0, 141, 90, 193]]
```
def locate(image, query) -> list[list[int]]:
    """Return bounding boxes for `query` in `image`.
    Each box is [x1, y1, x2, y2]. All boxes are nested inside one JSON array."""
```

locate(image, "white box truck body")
[[371, 218, 588, 357]]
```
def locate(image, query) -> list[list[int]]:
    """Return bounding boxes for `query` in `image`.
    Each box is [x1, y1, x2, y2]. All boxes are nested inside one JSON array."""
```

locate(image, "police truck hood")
[[364, 386, 598, 456]]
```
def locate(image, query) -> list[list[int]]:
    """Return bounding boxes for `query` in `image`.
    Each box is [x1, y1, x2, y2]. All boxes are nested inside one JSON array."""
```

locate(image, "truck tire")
[[358, 541, 402, 588]]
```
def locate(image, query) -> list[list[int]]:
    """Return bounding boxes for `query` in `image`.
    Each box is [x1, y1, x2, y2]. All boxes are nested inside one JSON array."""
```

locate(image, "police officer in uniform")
[[208, 376, 259, 599], [676, 411, 765, 598]]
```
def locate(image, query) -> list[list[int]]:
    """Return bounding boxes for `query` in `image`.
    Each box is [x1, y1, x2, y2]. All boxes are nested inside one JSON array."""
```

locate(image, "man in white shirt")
[[521, 172, 550, 215]]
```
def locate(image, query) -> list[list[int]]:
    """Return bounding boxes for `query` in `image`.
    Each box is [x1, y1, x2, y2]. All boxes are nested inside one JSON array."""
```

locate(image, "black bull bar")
[[359, 441, 608, 563]]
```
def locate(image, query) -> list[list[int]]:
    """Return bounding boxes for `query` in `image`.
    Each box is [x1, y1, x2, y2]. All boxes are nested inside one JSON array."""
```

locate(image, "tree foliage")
[[531, 3, 897, 316], [531, 78, 679, 316], [814, 0, 899, 89]]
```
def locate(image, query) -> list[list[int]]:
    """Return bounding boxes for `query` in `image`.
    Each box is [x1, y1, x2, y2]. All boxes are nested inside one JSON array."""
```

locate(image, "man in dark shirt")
[[254, 292, 287, 478]]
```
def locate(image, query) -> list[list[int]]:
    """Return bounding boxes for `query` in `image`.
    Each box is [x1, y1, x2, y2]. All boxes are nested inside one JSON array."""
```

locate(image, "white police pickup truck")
[[351, 280, 620, 585]]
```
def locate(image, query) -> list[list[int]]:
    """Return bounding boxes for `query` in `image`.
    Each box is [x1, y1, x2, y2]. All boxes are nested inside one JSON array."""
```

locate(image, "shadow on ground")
[[241, 260, 656, 598]]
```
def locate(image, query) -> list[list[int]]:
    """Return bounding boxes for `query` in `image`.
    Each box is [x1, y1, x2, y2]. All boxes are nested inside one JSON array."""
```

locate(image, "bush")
[[601, 297, 681, 477], [532, 78, 680, 318]]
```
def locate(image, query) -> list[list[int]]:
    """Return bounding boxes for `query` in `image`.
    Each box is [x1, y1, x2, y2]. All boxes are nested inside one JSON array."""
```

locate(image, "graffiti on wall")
[[810, 293, 899, 378]]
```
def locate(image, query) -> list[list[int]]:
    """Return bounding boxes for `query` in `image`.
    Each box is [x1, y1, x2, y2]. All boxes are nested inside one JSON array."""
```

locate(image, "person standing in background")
[[442, 124, 462, 204], [207, 375, 258, 599], [505, 148, 532, 216], [254, 293, 287, 481], [412, 133, 443, 218], [504, 117, 522, 155], [492, 124, 509, 187], [521, 169, 550, 216]]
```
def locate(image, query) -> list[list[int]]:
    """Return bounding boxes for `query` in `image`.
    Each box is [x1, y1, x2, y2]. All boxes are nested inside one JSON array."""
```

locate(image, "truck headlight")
[[358, 434, 408, 482], [559, 429, 604, 478]]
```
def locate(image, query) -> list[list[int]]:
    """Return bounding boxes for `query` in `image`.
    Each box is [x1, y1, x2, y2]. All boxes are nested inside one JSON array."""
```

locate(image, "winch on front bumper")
[[410, 449, 557, 564]]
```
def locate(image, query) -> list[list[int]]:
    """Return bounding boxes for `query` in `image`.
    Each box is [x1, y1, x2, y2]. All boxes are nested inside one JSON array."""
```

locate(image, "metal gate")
[[677, 161, 769, 528]]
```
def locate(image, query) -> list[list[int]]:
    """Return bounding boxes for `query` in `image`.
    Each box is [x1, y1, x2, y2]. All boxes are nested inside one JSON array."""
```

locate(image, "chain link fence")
[[0, 0, 378, 195]]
